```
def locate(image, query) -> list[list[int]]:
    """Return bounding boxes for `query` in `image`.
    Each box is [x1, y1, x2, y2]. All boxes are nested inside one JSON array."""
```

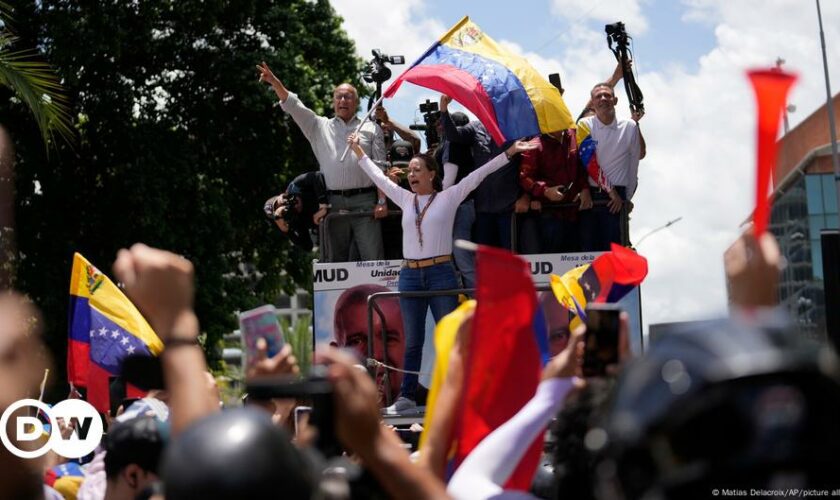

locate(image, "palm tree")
[[0, 5, 73, 148], [0, 2, 73, 289]]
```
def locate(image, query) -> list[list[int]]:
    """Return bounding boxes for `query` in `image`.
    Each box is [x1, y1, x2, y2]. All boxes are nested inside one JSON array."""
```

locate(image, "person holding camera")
[[257, 62, 387, 263], [347, 132, 536, 413], [518, 129, 593, 254], [577, 82, 643, 251], [263, 171, 328, 251]]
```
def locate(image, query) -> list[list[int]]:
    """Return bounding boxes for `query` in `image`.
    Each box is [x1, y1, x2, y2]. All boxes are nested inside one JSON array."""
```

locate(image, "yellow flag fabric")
[[549, 265, 589, 330], [418, 300, 476, 451]]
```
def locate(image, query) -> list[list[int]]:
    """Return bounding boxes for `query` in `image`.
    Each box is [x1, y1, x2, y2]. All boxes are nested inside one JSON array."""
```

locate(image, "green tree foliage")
[[3, 0, 363, 377]]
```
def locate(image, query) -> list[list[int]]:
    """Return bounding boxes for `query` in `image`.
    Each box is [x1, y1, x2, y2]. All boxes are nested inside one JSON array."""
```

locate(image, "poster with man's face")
[[313, 253, 643, 405]]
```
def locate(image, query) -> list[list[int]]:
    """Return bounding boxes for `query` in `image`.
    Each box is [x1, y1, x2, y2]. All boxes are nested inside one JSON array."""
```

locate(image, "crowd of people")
[[2, 230, 839, 499], [2, 46, 838, 500], [258, 61, 645, 271], [259, 59, 645, 414]]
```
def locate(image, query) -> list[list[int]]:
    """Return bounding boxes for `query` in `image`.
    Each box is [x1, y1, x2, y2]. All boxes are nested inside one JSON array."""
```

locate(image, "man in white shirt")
[[578, 82, 644, 250], [257, 62, 387, 262]]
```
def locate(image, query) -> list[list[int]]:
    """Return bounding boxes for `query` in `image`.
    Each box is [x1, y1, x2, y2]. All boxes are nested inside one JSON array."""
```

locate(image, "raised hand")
[[346, 132, 364, 158], [256, 61, 289, 102], [112, 244, 195, 341], [505, 139, 538, 158], [246, 342, 300, 380], [541, 326, 584, 381], [439, 94, 452, 112], [724, 231, 781, 309]]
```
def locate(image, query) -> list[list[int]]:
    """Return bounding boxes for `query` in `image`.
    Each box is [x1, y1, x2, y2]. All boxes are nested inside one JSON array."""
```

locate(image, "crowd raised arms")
[[5, 227, 835, 499], [5, 7, 839, 500], [262, 58, 645, 264]]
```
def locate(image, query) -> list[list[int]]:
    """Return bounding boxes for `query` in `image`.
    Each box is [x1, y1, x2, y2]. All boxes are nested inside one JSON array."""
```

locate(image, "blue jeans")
[[580, 187, 625, 251], [398, 262, 460, 400], [452, 200, 476, 288]]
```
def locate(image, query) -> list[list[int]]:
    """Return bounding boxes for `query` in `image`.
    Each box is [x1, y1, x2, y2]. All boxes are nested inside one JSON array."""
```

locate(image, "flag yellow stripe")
[[419, 299, 476, 451], [70, 253, 164, 354], [441, 18, 573, 133]]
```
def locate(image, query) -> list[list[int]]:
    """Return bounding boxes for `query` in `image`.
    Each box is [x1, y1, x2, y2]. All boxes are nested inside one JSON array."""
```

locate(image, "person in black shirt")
[[264, 172, 327, 251]]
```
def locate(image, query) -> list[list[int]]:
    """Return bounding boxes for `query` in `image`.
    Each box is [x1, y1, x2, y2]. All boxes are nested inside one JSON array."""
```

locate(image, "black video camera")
[[605, 22, 629, 48], [409, 99, 441, 149], [605, 21, 645, 114], [363, 49, 405, 86], [245, 366, 341, 458], [275, 192, 300, 222]]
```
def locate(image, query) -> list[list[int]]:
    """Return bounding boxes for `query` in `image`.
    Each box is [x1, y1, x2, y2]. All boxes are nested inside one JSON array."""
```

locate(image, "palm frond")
[[0, 33, 74, 149]]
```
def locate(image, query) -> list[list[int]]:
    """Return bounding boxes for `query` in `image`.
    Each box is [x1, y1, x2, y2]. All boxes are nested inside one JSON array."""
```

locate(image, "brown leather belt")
[[403, 255, 452, 269]]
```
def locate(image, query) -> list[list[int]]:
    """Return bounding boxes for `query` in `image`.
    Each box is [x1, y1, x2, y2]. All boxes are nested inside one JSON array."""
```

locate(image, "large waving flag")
[[452, 245, 549, 490], [551, 244, 648, 329], [384, 16, 574, 145], [68, 253, 164, 413]]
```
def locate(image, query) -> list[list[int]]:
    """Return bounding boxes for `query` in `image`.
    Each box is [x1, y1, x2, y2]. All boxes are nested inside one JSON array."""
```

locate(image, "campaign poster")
[[312, 252, 644, 379]]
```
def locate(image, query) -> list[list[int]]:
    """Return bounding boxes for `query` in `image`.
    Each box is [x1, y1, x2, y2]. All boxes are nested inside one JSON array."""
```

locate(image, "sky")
[[327, 0, 840, 334]]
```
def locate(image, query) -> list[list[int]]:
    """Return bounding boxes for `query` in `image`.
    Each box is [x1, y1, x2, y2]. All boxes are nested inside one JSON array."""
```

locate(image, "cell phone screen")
[[239, 305, 285, 365], [294, 406, 312, 438], [583, 304, 621, 377]]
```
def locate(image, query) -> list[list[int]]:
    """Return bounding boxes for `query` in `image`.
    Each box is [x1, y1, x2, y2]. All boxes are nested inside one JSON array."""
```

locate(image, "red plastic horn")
[[747, 69, 797, 236]]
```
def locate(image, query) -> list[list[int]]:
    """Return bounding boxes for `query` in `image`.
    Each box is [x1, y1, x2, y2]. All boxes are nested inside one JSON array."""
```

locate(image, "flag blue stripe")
[[422, 44, 540, 141]]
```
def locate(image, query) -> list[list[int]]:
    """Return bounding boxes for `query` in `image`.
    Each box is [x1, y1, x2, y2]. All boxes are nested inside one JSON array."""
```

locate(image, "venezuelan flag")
[[384, 16, 574, 145], [576, 119, 612, 191], [452, 245, 549, 490], [550, 244, 648, 329], [44, 462, 85, 499], [68, 253, 163, 413]]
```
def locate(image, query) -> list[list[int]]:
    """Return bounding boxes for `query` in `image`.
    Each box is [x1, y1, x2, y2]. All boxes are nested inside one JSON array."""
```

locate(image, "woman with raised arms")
[[347, 132, 536, 412]]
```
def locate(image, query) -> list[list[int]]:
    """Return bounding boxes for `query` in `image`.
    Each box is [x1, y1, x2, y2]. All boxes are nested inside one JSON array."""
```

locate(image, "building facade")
[[765, 94, 840, 342]]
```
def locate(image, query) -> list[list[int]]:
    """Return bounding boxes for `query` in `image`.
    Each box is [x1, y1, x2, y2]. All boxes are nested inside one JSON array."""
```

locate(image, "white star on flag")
[[99, 326, 108, 336], [126, 345, 135, 354], [89, 329, 95, 338], [111, 330, 120, 339], [120, 336, 129, 346]]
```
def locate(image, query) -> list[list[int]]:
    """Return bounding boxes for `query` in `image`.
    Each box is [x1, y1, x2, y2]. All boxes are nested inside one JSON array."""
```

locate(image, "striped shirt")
[[280, 92, 386, 190]]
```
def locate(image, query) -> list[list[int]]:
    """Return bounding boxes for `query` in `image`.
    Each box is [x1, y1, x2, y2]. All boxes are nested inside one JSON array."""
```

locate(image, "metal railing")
[[316, 200, 629, 263], [365, 284, 555, 406]]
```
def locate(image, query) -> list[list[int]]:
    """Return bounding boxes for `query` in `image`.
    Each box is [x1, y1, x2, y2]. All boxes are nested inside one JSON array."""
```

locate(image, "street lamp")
[[635, 216, 683, 247], [815, 0, 840, 226]]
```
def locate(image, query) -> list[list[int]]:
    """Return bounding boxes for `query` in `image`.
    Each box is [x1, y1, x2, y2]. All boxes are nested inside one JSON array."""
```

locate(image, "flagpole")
[[338, 95, 386, 162]]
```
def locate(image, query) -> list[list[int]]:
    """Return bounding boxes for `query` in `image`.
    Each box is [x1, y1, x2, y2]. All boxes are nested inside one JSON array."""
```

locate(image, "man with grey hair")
[[257, 62, 387, 262]]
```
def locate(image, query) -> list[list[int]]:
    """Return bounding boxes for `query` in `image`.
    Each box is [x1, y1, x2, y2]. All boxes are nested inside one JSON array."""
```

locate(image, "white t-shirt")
[[356, 153, 509, 260], [578, 115, 641, 199]]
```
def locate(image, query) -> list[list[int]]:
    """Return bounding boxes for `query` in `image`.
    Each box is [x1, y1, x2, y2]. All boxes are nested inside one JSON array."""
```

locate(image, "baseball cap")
[[389, 140, 414, 166]]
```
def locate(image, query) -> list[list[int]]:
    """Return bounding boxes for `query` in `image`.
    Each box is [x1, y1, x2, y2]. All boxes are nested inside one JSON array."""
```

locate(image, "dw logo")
[[0, 399, 104, 459]]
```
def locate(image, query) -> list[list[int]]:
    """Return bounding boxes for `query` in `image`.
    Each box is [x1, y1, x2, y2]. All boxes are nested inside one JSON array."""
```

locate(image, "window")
[[821, 174, 838, 214], [806, 175, 824, 214]]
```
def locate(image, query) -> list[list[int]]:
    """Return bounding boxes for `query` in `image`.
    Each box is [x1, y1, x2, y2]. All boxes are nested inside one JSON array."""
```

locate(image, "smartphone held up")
[[239, 305, 285, 365], [582, 303, 622, 377]]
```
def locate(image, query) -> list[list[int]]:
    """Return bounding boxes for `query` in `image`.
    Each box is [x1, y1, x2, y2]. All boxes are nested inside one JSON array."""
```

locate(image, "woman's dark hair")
[[412, 153, 443, 191]]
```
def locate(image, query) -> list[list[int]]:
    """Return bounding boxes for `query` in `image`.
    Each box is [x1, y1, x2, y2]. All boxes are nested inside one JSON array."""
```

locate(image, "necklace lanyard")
[[413, 192, 437, 248]]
